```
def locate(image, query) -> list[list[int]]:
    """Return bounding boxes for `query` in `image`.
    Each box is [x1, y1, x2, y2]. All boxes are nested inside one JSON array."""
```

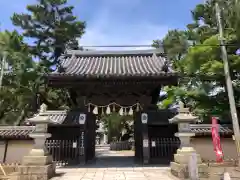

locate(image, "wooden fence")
[[45, 132, 85, 166], [149, 137, 180, 164]]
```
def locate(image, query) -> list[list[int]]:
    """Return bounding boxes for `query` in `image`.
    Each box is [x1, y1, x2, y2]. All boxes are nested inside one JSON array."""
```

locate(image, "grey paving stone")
[[50, 146, 179, 180]]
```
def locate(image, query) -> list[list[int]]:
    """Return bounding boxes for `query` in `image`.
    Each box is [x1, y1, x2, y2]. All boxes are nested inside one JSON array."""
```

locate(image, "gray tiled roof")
[[26, 110, 83, 125], [190, 124, 233, 135], [49, 49, 177, 79], [37, 111, 67, 124], [0, 126, 35, 139]]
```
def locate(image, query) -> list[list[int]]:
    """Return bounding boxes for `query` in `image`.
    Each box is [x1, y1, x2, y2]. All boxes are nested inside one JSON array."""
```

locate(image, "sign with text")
[[72, 142, 77, 148], [143, 139, 149, 147], [141, 113, 148, 124], [79, 114, 86, 124], [151, 141, 156, 147]]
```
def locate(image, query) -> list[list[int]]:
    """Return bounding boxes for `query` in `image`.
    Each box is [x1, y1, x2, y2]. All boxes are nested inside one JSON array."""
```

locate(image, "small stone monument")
[[12, 104, 55, 180], [96, 135, 100, 145], [169, 102, 209, 179], [39, 103, 47, 114]]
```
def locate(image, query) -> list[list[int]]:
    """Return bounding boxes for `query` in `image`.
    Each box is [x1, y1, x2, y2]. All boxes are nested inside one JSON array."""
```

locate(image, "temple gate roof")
[[47, 49, 178, 80]]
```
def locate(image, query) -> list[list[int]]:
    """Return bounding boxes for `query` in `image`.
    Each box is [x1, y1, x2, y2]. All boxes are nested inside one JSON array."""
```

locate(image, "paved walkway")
[[51, 145, 179, 180], [52, 167, 179, 180]]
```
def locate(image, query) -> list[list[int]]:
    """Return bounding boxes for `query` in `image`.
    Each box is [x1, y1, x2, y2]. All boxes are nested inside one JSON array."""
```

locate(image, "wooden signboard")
[[72, 142, 77, 148], [151, 141, 156, 147], [143, 139, 149, 147]]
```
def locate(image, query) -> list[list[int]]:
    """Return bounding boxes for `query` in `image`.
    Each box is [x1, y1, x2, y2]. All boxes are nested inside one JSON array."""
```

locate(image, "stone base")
[[170, 162, 209, 179], [9, 164, 55, 180], [22, 155, 53, 166], [177, 147, 195, 154], [174, 152, 202, 164], [28, 148, 50, 157], [170, 147, 209, 178], [174, 147, 202, 164]]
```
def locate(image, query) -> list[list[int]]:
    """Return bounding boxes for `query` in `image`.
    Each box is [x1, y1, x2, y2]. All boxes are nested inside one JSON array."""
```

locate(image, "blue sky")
[[0, 0, 203, 50]]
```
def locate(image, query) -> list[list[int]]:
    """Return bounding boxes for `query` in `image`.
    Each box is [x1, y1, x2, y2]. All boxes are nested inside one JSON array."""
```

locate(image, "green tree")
[[185, 0, 240, 120], [0, 30, 38, 124], [12, 0, 86, 69], [0, 0, 87, 124], [101, 113, 133, 142], [10, 0, 86, 113], [153, 29, 193, 108], [182, 35, 240, 121], [153, 0, 240, 122]]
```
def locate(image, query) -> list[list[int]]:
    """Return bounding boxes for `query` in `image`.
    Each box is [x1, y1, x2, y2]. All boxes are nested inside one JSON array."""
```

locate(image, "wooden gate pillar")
[[84, 112, 96, 163], [134, 112, 142, 163]]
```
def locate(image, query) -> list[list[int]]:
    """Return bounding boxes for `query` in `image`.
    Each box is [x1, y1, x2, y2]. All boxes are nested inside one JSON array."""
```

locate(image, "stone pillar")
[[103, 133, 108, 144], [169, 102, 209, 179], [96, 135, 100, 145], [12, 104, 55, 180]]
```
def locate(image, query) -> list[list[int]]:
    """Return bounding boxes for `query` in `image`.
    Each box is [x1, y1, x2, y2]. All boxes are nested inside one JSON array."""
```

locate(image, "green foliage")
[[0, 0, 86, 124], [11, 0, 85, 68], [153, 0, 240, 122], [0, 31, 38, 124], [101, 113, 133, 142]]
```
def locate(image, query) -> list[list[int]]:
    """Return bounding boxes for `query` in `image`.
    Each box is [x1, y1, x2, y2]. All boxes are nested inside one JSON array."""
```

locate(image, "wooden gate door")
[[134, 109, 180, 164], [46, 125, 85, 166]]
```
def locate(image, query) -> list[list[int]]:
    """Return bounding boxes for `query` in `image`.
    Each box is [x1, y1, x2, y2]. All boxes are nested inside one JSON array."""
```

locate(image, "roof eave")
[[65, 49, 165, 57], [45, 72, 179, 80], [45, 73, 179, 87]]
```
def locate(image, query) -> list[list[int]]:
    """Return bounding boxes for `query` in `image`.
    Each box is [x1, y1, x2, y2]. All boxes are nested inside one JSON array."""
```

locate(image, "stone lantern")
[[169, 102, 208, 179], [14, 104, 56, 180], [169, 102, 197, 151], [24, 114, 52, 163]]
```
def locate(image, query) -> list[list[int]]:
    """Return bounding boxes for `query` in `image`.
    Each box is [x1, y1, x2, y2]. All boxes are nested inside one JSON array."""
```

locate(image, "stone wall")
[[191, 137, 238, 161], [0, 141, 5, 162], [0, 140, 34, 163], [0, 137, 237, 164]]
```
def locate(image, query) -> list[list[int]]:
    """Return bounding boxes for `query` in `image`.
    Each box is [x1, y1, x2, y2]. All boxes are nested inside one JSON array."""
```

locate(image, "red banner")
[[211, 117, 223, 162]]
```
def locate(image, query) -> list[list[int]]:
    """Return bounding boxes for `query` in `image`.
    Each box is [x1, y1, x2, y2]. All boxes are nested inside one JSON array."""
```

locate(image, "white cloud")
[[79, 22, 168, 50], [78, 0, 169, 51]]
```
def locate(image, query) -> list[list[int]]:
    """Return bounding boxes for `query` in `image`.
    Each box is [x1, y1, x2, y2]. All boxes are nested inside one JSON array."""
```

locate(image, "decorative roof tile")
[[0, 124, 233, 139], [25, 110, 83, 125], [38, 111, 67, 124], [0, 126, 35, 139], [48, 49, 177, 79], [190, 124, 233, 135]]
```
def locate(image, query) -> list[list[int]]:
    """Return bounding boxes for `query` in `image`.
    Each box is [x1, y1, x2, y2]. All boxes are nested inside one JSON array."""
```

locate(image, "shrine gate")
[[42, 49, 180, 165]]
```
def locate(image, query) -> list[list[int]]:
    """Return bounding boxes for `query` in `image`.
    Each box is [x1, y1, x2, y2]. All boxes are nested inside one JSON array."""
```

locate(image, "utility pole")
[[0, 52, 6, 88], [215, 1, 240, 162]]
